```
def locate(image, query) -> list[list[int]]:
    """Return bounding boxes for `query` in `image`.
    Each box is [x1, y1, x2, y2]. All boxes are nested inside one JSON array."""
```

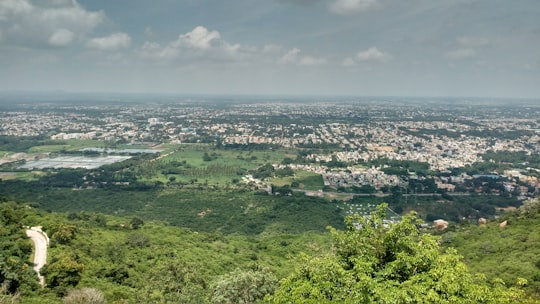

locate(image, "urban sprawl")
[[1, 97, 539, 198]]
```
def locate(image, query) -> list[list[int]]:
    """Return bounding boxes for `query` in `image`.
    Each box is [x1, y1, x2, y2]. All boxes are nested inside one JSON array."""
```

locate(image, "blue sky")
[[0, 0, 539, 98]]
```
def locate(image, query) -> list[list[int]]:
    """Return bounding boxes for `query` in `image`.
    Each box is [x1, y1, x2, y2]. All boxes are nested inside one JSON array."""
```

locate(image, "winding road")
[[25, 227, 49, 287]]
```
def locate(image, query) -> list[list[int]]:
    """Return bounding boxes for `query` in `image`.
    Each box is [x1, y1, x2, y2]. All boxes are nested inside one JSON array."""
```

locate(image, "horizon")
[[1, 90, 539, 102]]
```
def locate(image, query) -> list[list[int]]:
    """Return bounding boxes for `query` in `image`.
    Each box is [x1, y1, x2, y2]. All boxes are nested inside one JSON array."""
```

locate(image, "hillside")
[[442, 198, 540, 298], [0, 200, 332, 303], [3, 198, 539, 303]]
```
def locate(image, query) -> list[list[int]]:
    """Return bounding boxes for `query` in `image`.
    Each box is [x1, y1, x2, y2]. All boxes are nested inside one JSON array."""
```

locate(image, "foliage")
[[50, 224, 78, 245], [0, 184, 344, 235], [41, 253, 85, 292], [268, 204, 526, 303], [0, 202, 40, 296], [0, 136, 62, 153], [0, 283, 20, 304], [129, 217, 144, 230], [1, 196, 538, 303], [211, 268, 277, 304], [444, 197, 540, 297], [62, 288, 106, 304], [0, 200, 334, 303]]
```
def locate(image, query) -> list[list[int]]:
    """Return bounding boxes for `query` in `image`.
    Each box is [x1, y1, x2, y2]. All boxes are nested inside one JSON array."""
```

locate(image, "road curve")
[[25, 227, 49, 287]]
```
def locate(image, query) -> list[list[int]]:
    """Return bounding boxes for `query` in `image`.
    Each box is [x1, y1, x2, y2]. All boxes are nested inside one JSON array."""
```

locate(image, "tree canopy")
[[268, 204, 527, 303]]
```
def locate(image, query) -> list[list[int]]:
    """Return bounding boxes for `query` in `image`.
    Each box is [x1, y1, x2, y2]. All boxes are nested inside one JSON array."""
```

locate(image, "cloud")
[[138, 26, 248, 62], [329, 0, 379, 15], [177, 26, 221, 49], [356, 47, 391, 63], [138, 41, 180, 60], [262, 44, 283, 54], [87, 33, 131, 51], [446, 48, 476, 60], [341, 57, 356, 67], [279, 48, 326, 66], [48, 28, 74, 46], [0, 0, 104, 48]]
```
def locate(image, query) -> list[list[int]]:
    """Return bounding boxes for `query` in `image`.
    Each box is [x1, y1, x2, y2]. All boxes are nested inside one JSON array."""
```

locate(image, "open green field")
[[27, 140, 106, 153], [140, 144, 295, 185], [269, 170, 324, 190]]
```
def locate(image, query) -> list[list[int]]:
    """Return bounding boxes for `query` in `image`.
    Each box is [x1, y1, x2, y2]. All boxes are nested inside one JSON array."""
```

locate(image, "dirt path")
[[25, 227, 49, 287]]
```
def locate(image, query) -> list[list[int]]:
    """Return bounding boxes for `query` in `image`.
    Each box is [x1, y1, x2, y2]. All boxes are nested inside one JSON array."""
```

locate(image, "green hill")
[[3, 198, 540, 303], [442, 198, 540, 298], [1, 200, 332, 303]]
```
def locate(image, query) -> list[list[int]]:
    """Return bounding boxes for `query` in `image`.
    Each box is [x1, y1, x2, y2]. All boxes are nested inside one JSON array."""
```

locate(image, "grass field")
[[148, 144, 293, 185], [269, 170, 324, 190]]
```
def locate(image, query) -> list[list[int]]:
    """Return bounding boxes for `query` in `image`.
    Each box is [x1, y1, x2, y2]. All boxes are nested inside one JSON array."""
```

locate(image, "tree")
[[41, 254, 84, 292], [0, 283, 20, 304], [62, 288, 107, 304], [203, 152, 212, 162], [50, 224, 78, 245], [130, 217, 144, 230], [211, 268, 277, 304], [268, 204, 526, 303]]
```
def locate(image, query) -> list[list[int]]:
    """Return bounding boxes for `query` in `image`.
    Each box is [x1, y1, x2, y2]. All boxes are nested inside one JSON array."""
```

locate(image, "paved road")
[[25, 227, 49, 287]]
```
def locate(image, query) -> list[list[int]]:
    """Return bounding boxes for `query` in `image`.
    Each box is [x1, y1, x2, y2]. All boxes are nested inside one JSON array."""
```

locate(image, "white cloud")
[[279, 48, 301, 64], [299, 55, 326, 66], [138, 41, 180, 60], [48, 28, 74, 46], [0, 0, 104, 48], [177, 26, 220, 49], [0, 0, 32, 16], [87, 32, 131, 51], [138, 26, 249, 62], [329, 0, 379, 15], [356, 47, 391, 63], [279, 48, 326, 66], [262, 44, 283, 54], [446, 48, 476, 60]]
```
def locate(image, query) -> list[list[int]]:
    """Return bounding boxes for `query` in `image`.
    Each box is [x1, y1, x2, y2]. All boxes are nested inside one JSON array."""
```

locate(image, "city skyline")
[[1, 0, 539, 98]]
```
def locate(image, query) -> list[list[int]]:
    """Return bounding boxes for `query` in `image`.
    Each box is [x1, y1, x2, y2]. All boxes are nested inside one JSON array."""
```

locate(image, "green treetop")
[[268, 204, 527, 304]]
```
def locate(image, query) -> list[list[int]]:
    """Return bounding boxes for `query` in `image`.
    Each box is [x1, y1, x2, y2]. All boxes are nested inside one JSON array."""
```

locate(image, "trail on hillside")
[[25, 227, 49, 287]]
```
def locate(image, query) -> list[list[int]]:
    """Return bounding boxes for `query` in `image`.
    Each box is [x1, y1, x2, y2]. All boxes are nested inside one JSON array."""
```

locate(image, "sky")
[[0, 0, 539, 98]]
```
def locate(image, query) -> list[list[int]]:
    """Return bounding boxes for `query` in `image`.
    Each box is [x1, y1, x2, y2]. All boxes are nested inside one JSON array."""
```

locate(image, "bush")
[[62, 288, 107, 304]]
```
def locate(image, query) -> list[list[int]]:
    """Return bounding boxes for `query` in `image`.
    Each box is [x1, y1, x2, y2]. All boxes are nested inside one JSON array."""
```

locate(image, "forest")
[[2, 198, 540, 303]]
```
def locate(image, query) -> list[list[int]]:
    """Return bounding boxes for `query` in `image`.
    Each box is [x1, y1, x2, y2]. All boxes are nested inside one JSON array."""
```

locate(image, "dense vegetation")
[[0, 199, 332, 303], [444, 198, 540, 297], [0, 183, 344, 235], [270, 204, 530, 303], [3, 200, 538, 303]]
